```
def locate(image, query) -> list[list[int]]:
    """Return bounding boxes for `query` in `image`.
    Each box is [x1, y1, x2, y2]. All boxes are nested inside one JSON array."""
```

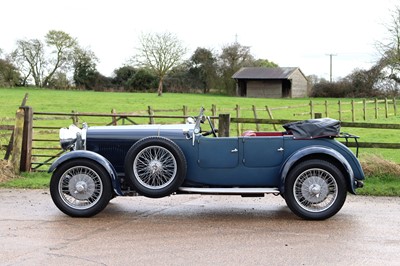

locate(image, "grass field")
[[1, 87, 400, 195], [1, 87, 399, 159]]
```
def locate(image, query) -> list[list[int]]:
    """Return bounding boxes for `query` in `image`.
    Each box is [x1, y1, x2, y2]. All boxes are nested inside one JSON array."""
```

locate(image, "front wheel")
[[50, 159, 112, 217], [284, 159, 347, 220]]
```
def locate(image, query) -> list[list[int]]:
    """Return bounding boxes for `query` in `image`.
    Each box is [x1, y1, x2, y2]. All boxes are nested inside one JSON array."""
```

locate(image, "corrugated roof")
[[232, 67, 298, 79]]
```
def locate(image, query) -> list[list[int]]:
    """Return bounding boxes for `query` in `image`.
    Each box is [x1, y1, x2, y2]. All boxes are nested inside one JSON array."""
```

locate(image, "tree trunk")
[[157, 79, 163, 96]]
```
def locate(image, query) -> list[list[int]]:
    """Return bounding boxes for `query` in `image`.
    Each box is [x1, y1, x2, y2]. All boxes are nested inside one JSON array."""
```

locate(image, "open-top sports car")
[[48, 108, 364, 220]]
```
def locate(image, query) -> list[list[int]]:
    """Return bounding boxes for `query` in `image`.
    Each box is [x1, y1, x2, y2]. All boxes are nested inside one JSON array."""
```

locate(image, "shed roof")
[[232, 67, 299, 80]]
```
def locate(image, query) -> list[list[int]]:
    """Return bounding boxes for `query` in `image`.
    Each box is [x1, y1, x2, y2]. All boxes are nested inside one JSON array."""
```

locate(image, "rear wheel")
[[284, 159, 347, 220], [50, 159, 112, 217], [124, 137, 187, 198]]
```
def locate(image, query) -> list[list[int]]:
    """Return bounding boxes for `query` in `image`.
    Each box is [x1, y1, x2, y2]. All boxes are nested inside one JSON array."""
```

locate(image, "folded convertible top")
[[283, 118, 341, 139]]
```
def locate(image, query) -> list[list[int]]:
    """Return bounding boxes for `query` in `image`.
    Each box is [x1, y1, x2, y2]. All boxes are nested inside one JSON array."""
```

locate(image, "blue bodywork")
[[49, 121, 365, 196]]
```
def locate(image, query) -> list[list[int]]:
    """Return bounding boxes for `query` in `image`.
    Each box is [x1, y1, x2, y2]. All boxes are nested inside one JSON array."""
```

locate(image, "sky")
[[1, 0, 399, 81]]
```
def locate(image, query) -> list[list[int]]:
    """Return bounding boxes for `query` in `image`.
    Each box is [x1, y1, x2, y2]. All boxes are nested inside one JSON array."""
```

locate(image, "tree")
[[12, 30, 78, 88], [128, 68, 157, 92], [47, 72, 70, 89], [12, 39, 45, 87], [163, 63, 193, 93], [253, 59, 278, 68], [375, 6, 400, 89], [112, 66, 137, 90], [43, 30, 77, 87], [219, 42, 254, 95], [189, 47, 217, 93], [0, 55, 20, 87], [73, 47, 98, 90], [347, 65, 385, 97], [134, 32, 187, 96]]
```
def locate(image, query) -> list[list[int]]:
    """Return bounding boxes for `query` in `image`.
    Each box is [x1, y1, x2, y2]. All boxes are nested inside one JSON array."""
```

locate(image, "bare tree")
[[12, 39, 45, 87], [43, 30, 77, 87], [135, 32, 187, 96], [376, 6, 400, 81], [12, 30, 77, 87]]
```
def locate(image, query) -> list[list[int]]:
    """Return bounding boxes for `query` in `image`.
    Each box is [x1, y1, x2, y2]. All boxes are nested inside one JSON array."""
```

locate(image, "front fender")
[[48, 150, 123, 196], [280, 146, 356, 194]]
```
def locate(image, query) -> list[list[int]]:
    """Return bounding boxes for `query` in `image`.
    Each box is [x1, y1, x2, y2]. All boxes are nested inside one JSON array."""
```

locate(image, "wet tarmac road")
[[0, 189, 399, 265]]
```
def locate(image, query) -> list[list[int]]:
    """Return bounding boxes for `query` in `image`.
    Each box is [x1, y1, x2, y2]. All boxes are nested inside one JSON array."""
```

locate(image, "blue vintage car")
[[48, 108, 364, 220]]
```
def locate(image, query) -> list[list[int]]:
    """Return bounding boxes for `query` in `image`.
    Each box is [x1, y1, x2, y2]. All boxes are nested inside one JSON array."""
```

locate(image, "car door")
[[197, 137, 239, 168], [242, 136, 284, 167]]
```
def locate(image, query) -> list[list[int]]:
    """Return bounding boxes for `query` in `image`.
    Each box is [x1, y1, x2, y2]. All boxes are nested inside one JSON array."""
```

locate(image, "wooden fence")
[[1, 98, 399, 173]]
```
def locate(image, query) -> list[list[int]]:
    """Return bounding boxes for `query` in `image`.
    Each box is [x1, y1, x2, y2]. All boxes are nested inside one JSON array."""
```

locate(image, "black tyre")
[[50, 159, 112, 217], [124, 137, 187, 198], [284, 159, 347, 220]]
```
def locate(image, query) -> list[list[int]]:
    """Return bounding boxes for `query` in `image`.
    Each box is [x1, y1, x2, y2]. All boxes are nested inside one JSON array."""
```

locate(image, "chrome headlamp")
[[59, 124, 87, 151]]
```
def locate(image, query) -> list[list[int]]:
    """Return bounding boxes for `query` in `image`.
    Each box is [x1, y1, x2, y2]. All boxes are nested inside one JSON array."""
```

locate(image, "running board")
[[178, 187, 280, 194]]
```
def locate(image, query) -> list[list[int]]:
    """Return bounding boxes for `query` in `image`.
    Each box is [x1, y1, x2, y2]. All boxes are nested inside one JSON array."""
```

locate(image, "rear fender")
[[280, 146, 356, 194], [48, 150, 123, 196]]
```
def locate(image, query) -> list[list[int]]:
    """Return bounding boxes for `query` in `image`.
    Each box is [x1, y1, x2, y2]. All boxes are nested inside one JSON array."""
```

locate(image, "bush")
[[360, 154, 400, 177], [0, 59, 20, 87], [310, 80, 351, 97]]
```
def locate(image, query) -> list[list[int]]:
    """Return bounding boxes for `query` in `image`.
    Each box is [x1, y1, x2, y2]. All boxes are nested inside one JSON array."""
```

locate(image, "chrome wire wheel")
[[133, 145, 177, 189], [293, 168, 338, 213], [58, 165, 103, 210], [125, 137, 186, 198]]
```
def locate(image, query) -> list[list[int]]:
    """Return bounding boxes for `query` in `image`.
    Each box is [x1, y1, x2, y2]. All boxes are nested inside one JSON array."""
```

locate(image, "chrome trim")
[[178, 187, 280, 194]]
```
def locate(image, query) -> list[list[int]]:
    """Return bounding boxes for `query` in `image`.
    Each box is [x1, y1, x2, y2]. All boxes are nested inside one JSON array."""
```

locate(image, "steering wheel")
[[193, 107, 218, 137], [201, 116, 218, 137]]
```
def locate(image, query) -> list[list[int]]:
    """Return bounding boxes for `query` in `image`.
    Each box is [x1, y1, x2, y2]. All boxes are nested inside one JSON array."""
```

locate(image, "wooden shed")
[[232, 67, 308, 98]]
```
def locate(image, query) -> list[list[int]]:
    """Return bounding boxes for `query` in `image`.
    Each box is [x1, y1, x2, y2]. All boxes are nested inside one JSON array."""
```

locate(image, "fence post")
[[252, 105, 260, 131], [385, 98, 388, 118], [183, 105, 188, 123], [324, 100, 328, 117], [71, 110, 79, 126], [10, 108, 25, 174], [338, 100, 342, 121], [265, 106, 278, 131], [211, 104, 217, 128], [375, 98, 378, 119], [236, 104, 241, 136], [20, 106, 33, 172], [4, 131, 14, 160], [148, 106, 155, 124], [309, 100, 314, 119], [351, 100, 355, 122], [218, 114, 230, 137], [211, 104, 217, 117], [363, 99, 366, 121], [111, 109, 117, 125], [394, 98, 397, 116]]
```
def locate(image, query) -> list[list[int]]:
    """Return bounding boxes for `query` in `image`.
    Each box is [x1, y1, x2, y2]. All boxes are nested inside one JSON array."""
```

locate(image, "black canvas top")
[[283, 118, 341, 139]]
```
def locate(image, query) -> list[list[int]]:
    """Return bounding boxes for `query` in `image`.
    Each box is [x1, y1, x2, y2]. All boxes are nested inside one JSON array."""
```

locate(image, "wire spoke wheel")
[[284, 159, 347, 220], [59, 165, 103, 210], [50, 159, 112, 217], [294, 168, 338, 212], [133, 146, 177, 189], [125, 137, 187, 198]]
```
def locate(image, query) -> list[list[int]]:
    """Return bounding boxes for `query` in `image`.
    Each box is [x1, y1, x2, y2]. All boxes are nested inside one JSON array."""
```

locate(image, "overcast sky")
[[1, 0, 398, 80]]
